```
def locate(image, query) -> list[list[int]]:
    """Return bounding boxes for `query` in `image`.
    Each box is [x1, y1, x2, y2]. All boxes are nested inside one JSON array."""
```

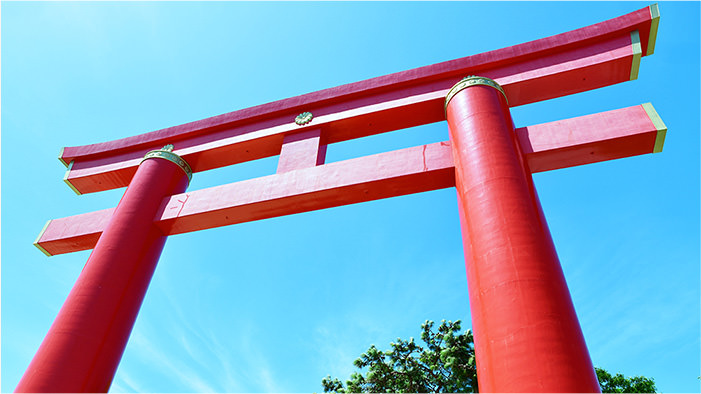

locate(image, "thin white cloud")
[[313, 325, 360, 384], [110, 369, 145, 393], [128, 327, 218, 393]]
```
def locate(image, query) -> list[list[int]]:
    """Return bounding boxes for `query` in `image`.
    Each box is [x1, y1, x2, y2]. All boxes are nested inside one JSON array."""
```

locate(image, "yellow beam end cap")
[[647, 4, 660, 56], [63, 161, 82, 195], [33, 220, 53, 257], [642, 102, 667, 153], [630, 30, 642, 81]]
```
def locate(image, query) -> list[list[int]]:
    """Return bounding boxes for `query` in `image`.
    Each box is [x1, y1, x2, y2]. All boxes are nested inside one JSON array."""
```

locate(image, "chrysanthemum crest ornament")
[[295, 111, 313, 126]]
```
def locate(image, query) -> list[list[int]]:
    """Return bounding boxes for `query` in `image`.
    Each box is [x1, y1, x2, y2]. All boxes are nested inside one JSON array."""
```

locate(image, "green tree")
[[322, 320, 477, 393], [595, 367, 657, 393], [322, 320, 656, 393]]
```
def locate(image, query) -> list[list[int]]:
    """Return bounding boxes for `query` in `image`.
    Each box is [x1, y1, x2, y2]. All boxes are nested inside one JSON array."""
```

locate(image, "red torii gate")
[[18, 4, 663, 393]]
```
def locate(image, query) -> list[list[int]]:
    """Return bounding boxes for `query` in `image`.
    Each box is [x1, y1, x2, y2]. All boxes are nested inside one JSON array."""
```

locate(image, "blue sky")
[[1, 2, 699, 393]]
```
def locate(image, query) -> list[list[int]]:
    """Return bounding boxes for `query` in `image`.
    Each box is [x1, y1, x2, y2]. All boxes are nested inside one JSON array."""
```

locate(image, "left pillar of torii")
[[15, 145, 192, 393]]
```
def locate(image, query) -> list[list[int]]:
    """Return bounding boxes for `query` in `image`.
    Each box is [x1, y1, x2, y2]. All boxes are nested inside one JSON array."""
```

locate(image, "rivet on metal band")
[[141, 144, 193, 183], [444, 76, 508, 116]]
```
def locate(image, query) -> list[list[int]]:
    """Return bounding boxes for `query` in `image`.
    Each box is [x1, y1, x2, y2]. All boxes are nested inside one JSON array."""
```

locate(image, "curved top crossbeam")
[[59, 5, 658, 195]]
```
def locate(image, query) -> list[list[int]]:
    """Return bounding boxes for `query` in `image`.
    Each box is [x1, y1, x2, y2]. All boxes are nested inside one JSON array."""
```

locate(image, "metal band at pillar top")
[[444, 76, 508, 116], [141, 145, 193, 184]]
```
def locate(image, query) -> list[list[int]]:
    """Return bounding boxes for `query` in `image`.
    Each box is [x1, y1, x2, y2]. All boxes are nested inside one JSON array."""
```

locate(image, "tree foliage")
[[322, 320, 477, 393], [322, 320, 657, 393], [595, 367, 657, 393]]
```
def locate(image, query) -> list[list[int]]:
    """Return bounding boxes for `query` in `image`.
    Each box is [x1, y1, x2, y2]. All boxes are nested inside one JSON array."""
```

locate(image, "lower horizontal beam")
[[35, 208, 114, 256], [35, 103, 665, 256], [522, 102, 665, 172], [38, 141, 455, 256]]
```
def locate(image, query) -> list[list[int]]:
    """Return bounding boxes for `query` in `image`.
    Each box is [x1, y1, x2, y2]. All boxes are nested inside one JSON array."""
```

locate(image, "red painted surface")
[[488, 33, 638, 107], [277, 128, 326, 173], [60, 5, 655, 163], [24, 5, 663, 392], [60, 5, 656, 194], [16, 157, 189, 393], [157, 141, 453, 236], [521, 103, 661, 172], [36, 104, 663, 256], [446, 82, 600, 392]]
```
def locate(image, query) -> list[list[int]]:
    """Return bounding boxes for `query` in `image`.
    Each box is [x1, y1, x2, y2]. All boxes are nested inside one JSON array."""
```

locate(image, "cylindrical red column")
[[446, 76, 600, 392], [16, 146, 192, 393]]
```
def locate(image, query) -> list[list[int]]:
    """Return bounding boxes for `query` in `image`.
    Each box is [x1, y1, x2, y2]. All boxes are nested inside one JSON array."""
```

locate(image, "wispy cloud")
[[128, 327, 218, 393], [110, 369, 146, 393], [313, 325, 360, 383]]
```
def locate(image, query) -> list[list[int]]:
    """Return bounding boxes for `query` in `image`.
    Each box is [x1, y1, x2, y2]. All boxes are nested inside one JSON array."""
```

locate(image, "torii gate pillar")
[[15, 147, 192, 393], [446, 76, 600, 392]]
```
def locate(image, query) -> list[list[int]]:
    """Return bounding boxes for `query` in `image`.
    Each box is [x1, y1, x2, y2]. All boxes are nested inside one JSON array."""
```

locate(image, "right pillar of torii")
[[446, 76, 600, 392]]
